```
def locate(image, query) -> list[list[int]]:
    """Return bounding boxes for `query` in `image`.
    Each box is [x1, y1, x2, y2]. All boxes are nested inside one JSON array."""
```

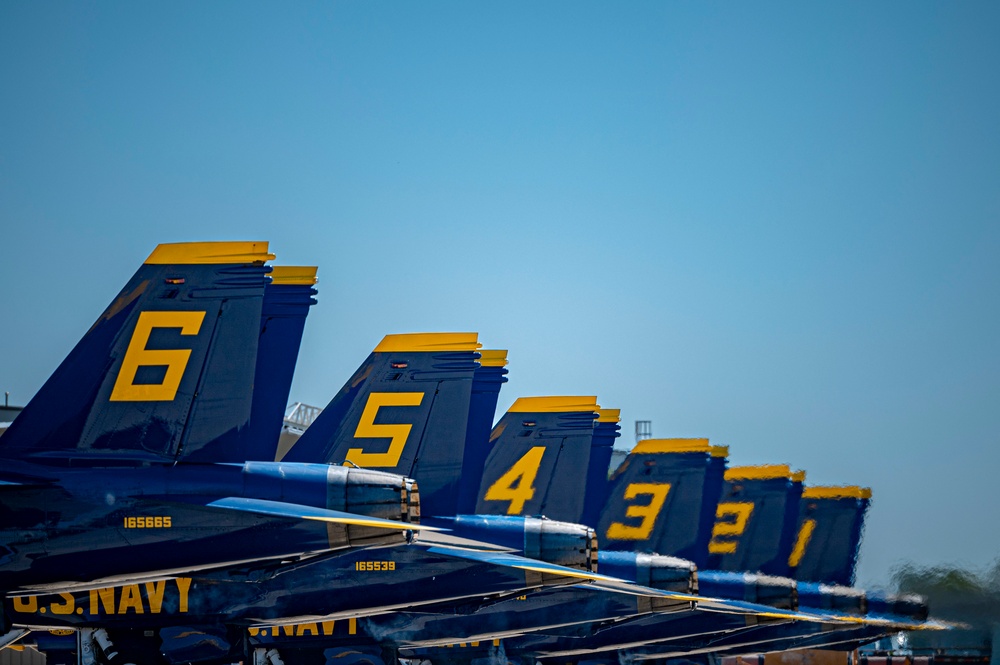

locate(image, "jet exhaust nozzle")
[[444, 515, 599, 571], [523, 519, 598, 572], [241, 462, 419, 548], [865, 591, 928, 621], [598, 551, 698, 594], [699, 571, 799, 610], [798, 582, 866, 615]]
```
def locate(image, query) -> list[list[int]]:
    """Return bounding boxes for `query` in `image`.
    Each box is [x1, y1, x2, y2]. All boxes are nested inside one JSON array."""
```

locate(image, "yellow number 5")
[[110, 311, 206, 402], [345, 392, 424, 468]]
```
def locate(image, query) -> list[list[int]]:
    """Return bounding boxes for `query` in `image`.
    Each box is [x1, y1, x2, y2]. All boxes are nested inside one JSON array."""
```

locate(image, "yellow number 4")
[[345, 392, 424, 468], [110, 311, 206, 402], [483, 446, 546, 515], [605, 483, 671, 541]]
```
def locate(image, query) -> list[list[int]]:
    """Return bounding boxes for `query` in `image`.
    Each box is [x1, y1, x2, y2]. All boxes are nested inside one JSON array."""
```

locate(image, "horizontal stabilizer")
[[203, 497, 440, 531], [423, 545, 694, 601], [797, 605, 957, 631], [417, 529, 517, 552], [0, 629, 30, 650], [0, 475, 51, 489], [692, 597, 845, 623]]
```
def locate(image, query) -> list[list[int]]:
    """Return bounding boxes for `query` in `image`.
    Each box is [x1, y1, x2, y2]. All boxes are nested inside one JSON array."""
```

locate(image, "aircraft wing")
[[200, 496, 441, 531], [420, 545, 684, 598], [416, 528, 519, 552], [0, 470, 53, 488], [422, 545, 793, 614], [797, 606, 958, 631], [0, 629, 31, 650], [423, 545, 863, 624], [13, 497, 436, 596], [693, 597, 843, 623]]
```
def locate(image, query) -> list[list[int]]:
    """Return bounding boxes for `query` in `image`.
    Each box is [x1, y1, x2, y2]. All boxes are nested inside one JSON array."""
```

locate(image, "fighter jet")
[[0, 242, 424, 647]]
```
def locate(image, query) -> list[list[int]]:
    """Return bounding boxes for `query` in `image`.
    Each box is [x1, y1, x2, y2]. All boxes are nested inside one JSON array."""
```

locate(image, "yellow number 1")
[[787, 518, 817, 567]]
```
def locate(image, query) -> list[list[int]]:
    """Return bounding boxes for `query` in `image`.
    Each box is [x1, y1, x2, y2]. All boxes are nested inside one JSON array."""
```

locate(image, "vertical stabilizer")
[[241, 266, 318, 461], [455, 350, 509, 514], [283, 333, 480, 515], [0, 241, 274, 464], [581, 409, 621, 527], [707, 464, 805, 576], [789, 485, 871, 585], [598, 439, 726, 566], [475, 396, 599, 520]]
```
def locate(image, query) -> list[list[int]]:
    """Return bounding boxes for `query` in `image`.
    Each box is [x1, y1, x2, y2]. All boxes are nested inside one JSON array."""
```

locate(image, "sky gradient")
[[2, 2, 999, 587]]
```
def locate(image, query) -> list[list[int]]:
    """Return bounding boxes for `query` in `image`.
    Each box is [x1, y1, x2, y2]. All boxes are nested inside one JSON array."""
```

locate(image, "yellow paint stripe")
[[508, 396, 599, 413], [145, 241, 274, 265], [374, 333, 481, 353], [694, 604, 827, 623], [724, 464, 792, 481], [301, 516, 439, 530], [710, 445, 729, 458], [633, 438, 711, 454], [756, 611, 806, 620], [827, 615, 869, 624], [802, 486, 873, 500], [517, 567, 697, 600], [479, 350, 509, 367], [515, 564, 601, 580], [597, 408, 621, 423], [791, 470, 807, 483], [271, 266, 318, 285]]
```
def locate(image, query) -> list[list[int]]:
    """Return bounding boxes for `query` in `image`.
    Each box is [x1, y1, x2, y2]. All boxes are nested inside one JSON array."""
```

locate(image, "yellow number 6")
[[110, 311, 206, 402]]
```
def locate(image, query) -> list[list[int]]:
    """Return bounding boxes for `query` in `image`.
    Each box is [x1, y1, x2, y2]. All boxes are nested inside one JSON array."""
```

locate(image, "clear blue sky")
[[2, 2, 998, 588]]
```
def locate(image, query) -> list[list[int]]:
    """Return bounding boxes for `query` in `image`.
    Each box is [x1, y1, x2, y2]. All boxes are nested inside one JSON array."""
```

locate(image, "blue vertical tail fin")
[[706, 464, 805, 576], [455, 350, 509, 514], [242, 266, 318, 461], [282, 333, 481, 515], [788, 485, 871, 585], [597, 439, 727, 567], [580, 408, 621, 527], [0, 241, 275, 465], [474, 396, 599, 519]]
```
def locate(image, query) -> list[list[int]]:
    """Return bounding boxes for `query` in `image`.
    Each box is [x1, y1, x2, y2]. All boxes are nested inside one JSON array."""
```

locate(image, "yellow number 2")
[[483, 446, 546, 515], [110, 311, 206, 402], [605, 483, 671, 541], [345, 392, 424, 468], [708, 502, 755, 554]]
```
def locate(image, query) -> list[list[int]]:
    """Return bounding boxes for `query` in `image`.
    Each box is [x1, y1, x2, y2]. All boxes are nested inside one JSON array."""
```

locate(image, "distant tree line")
[[893, 558, 1000, 628]]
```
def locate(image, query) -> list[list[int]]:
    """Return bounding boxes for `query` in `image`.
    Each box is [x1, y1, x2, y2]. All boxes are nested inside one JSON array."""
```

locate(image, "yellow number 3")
[[345, 392, 424, 468], [605, 483, 671, 541], [110, 311, 206, 402]]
